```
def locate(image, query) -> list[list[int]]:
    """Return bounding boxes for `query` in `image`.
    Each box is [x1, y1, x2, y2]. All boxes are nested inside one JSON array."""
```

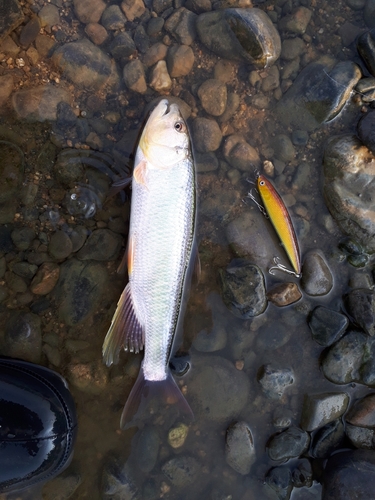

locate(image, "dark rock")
[[191, 117, 222, 152], [12, 85, 71, 122], [52, 39, 120, 91], [143, 42, 168, 67], [55, 258, 108, 326], [1, 312, 42, 363], [12, 262, 37, 279], [147, 16, 164, 36], [218, 92, 240, 123], [187, 353, 250, 421], [19, 17, 41, 47], [291, 130, 309, 146], [197, 79, 227, 116], [358, 110, 375, 154], [265, 466, 293, 500], [0, 0, 24, 44], [281, 37, 306, 61], [11, 227, 35, 250], [123, 59, 147, 94], [300, 251, 333, 297], [164, 7, 197, 46], [0, 74, 13, 107], [73, 0, 106, 24], [346, 393, 375, 428], [267, 426, 310, 462], [162, 456, 200, 487], [278, 6, 312, 34], [101, 5, 126, 30], [364, 0, 375, 28], [225, 421, 256, 475], [346, 289, 375, 336], [346, 423, 375, 450], [42, 472, 82, 500], [48, 230, 73, 260], [267, 282, 302, 307], [134, 427, 160, 473], [276, 59, 361, 131], [219, 259, 266, 319], [85, 22, 109, 45], [153, 0, 173, 16], [322, 450, 375, 500], [270, 134, 295, 163], [195, 152, 219, 173], [357, 29, 375, 75], [291, 459, 313, 488], [196, 8, 281, 68], [323, 135, 375, 253], [109, 32, 137, 60], [301, 392, 349, 432], [76, 229, 122, 261], [134, 25, 150, 54], [310, 419, 345, 459], [223, 134, 260, 171], [308, 306, 349, 346], [257, 365, 294, 400]]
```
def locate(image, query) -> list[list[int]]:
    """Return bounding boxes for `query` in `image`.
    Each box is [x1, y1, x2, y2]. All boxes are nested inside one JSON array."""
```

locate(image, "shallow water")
[[0, 0, 374, 498]]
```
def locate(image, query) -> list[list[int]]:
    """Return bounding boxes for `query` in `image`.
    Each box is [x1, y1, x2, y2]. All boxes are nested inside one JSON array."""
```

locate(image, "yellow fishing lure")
[[249, 174, 301, 277]]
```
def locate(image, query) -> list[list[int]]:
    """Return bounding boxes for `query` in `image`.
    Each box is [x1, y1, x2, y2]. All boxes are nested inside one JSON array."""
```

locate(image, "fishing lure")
[[247, 174, 301, 278]]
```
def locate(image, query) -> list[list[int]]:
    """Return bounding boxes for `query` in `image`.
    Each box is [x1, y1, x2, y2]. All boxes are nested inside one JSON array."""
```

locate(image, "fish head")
[[140, 99, 190, 169]]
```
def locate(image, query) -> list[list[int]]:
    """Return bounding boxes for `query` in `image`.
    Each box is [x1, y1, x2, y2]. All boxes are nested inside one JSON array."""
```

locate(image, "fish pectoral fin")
[[133, 159, 148, 187], [102, 283, 145, 367]]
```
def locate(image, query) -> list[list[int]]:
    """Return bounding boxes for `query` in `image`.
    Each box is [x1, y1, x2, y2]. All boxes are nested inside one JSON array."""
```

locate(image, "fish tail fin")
[[120, 367, 194, 429]]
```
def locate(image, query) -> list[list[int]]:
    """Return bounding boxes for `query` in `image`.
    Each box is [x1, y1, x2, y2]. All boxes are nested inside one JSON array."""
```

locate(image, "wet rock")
[[49, 230, 73, 260], [321, 329, 375, 387], [191, 117, 222, 152], [358, 29, 375, 76], [143, 42, 168, 67], [345, 288, 374, 334], [218, 92, 240, 123], [276, 59, 362, 131], [85, 23, 108, 45], [323, 135, 375, 253], [346, 423, 375, 449], [73, 0, 106, 24], [346, 393, 375, 428], [76, 229, 122, 261], [162, 456, 200, 487], [281, 37, 306, 61], [150, 60, 172, 93], [134, 427, 160, 473], [5, 270, 27, 293], [364, 0, 375, 28], [168, 422, 189, 449], [257, 365, 294, 400], [322, 450, 375, 500], [121, 0, 145, 22], [292, 459, 313, 488], [19, 17, 41, 47], [134, 25, 150, 54], [11, 262, 37, 280], [67, 360, 108, 394], [52, 39, 120, 91], [0, 74, 13, 107], [311, 419, 345, 459], [300, 392, 349, 432], [1, 312, 42, 363], [164, 7, 197, 46], [123, 59, 147, 94], [267, 426, 310, 462], [267, 283, 301, 307], [0, 0, 24, 44], [101, 456, 139, 499], [196, 8, 281, 68], [278, 6, 312, 34], [30, 262, 60, 295], [188, 354, 250, 421], [55, 258, 108, 326], [225, 421, 256, 475], [110, 33, 137, 62], [308, 306, 349, 346], [198, 79, 227, 116], [42, 472, 82, 500], [219, 259, 266, 319], [12, 85, 71, 121], [223, 134, 260, 171], [357, 110, 375, 154], [147, 17, 164, 37], [192, 293, 227, 352], [270, 134, 295, 163], [101, 5, 126, 30], [265, 466, 292, 500], [38, 5, 60, 28], [300, 251, 333, 297], [11, 227, 35, 250], [195, 152, 219, 173]]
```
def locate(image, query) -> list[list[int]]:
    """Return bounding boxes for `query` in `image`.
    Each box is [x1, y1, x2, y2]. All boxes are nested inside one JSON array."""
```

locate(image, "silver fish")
[[102, 99, 195, 428]]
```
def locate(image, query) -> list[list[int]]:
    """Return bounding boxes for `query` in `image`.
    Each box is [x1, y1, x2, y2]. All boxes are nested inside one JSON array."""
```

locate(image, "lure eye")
[[174, 121, 185, 133], [259, 180, 265, 186]]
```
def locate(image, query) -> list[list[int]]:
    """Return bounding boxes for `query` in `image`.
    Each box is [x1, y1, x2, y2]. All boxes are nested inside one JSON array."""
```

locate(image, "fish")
[[255, 174, 301, 277], [102, 99, 195, 428]]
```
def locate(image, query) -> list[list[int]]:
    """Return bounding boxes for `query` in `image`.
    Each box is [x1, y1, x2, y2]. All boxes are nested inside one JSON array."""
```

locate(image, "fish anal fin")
[[133, 159, 148, 187], [102, 283, 144, 367], [120, 368, 194, 429]]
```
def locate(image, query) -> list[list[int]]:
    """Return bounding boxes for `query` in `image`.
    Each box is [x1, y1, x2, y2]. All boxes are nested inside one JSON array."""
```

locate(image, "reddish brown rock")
[[346, 394, 375, 428], [31, 262, 60, 295], [267, 282, 302, 307]]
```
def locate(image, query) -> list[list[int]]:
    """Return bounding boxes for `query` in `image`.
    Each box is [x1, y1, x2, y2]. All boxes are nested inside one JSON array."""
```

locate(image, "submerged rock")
[[219, 259, 267, 318], [311, 419, 345, 459], [357, 28, 375, 76], [225, 421, 256, 475], [52, 39, 120, 91], [257, 364, 294, 400], [267, 426, 310, 462], [265, 466, 293, 500], [346, 393, 375, 428], [1, 312, 42, 363], [196, 8, 281, 68], [0, 0, 24, 44], [275, 59, 361, 131], [308, 306, 349, 346], [300, 251, 333, 297], [162, 456, 200, 487], [357, 109, 375, 153], [345, 289, 375, 336], [323, 135, 375, 253], [12, 85, 71, 121]]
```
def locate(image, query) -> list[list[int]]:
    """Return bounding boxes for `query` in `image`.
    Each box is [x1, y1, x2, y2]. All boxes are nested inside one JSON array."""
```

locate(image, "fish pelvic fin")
[[102, 283, 145, 367], [120, 367, 194, 430]]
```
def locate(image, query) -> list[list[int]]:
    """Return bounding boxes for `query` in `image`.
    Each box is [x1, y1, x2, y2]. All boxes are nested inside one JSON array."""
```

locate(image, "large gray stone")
[[12, 85, 71, 122]]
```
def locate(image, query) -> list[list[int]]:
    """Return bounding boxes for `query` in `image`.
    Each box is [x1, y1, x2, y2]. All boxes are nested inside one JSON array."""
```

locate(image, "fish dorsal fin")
[[102, 283, 145, 366], [133, 159, 148, 186]]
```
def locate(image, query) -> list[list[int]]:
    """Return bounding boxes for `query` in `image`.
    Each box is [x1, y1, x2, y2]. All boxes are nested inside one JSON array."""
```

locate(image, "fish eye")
[[174, 121, 185, 133]]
